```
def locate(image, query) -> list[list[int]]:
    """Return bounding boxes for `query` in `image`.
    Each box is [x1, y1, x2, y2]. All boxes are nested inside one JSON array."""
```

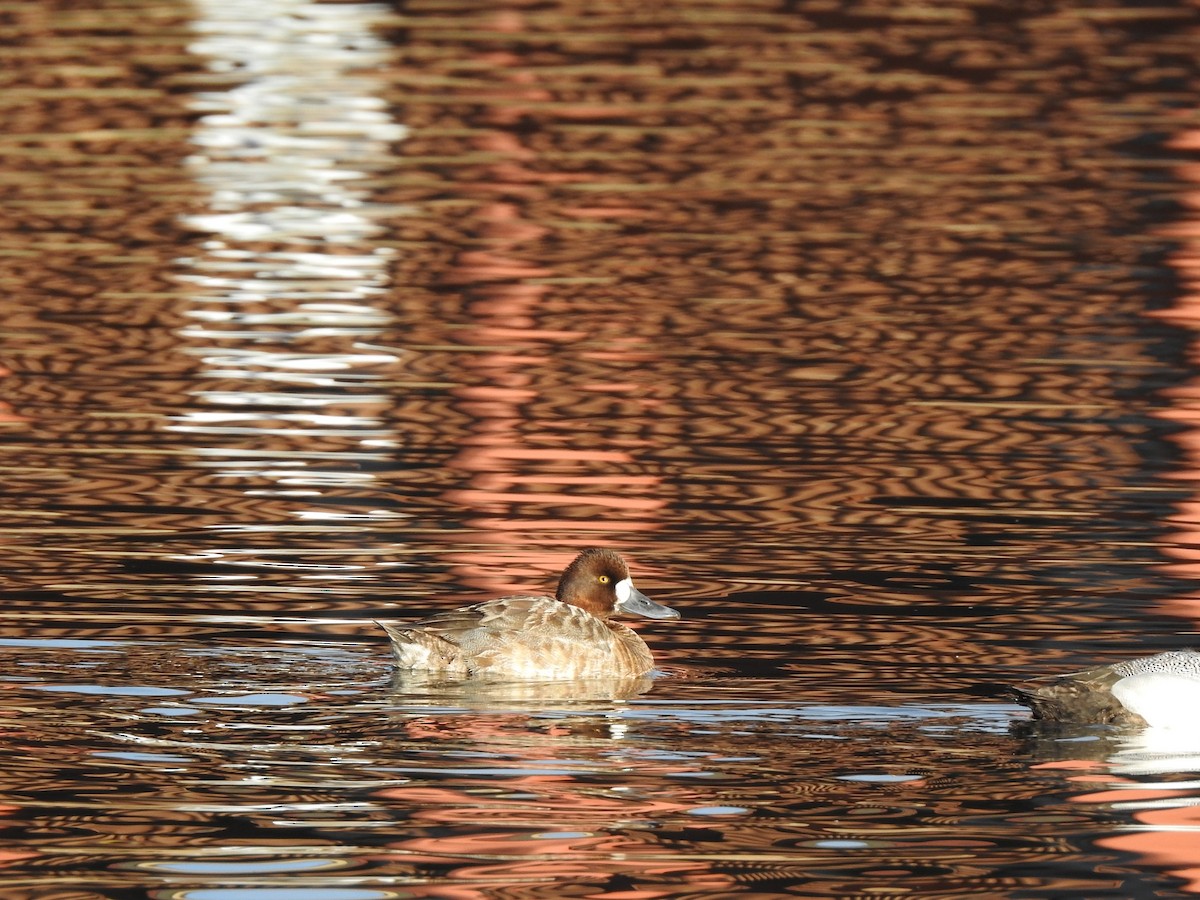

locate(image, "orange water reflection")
[[1035, 736, 1200, 896], [1097, 801, 1200, 894], [1152, 121, 1200, 625], [431, 9, 665, 599], [991, 106, 1200, 895]]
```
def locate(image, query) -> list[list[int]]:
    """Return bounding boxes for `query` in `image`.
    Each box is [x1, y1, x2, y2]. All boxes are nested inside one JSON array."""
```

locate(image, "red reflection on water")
[[0, 364, 29, 424], [0, 849, 39, 868], [1071, 117, 1200, 893], [1039, 753, 1200, 893], [1092, 796, 1200, 893], [429, 10, 665, 598], [1152, 123, 1200, 623]]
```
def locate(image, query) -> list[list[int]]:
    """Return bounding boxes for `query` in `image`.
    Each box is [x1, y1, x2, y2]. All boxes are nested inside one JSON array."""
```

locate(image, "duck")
[[1006, 650, 1200, 729], [377, 548, 679, 680]]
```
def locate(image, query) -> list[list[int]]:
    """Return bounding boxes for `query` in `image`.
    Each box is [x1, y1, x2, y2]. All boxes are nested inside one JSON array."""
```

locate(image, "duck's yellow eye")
[[598, 575, 610, 584]]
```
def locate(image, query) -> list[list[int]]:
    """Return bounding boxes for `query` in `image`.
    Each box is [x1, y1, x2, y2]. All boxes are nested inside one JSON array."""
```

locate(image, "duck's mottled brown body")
[[378, 548, 679, 680], [1008, 661, 1148, 726]]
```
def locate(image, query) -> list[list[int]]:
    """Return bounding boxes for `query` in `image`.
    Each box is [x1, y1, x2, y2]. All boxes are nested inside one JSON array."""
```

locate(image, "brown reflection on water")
[[0, 0, 1196, 658], [0, 643, 1038, 899], [0, 649, 1185, 898], [370, 0, 1200, 676], [4, 0, 1200, 897]]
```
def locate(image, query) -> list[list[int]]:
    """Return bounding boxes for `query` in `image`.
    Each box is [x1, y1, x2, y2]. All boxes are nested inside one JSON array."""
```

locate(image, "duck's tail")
[[375, 620, 461, 672]]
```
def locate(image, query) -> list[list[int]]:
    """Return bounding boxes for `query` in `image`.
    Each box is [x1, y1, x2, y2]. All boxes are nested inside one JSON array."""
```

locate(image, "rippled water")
[[4, 0, 1200, 896]]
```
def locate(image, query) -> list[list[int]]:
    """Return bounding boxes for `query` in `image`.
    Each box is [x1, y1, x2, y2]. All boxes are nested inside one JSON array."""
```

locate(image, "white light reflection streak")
[[175, 0, 409, 552]]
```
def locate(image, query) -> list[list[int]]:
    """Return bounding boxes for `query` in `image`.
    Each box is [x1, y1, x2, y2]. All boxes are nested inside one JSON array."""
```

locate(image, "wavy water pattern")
[[0, 0, 1200, 897]]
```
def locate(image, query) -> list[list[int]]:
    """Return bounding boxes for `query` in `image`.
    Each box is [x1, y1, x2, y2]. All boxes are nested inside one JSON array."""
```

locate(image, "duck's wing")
[[385, 597, 553, 672], [381, 596, 645, 678], [407, 595, 548, 638]]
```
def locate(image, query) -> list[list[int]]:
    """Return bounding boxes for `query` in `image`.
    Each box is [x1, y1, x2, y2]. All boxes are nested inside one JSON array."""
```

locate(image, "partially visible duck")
[[377, 548, 679, 681], [1007, 650, 1200, 729]]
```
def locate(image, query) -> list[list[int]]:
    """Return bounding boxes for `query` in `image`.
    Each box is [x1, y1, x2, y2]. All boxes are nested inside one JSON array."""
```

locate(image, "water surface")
[[3, 0, 1200, 896]]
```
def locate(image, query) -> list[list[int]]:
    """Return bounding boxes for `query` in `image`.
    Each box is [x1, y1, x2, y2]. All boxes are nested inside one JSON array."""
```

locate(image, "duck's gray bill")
[[620, 586, 681, 619]]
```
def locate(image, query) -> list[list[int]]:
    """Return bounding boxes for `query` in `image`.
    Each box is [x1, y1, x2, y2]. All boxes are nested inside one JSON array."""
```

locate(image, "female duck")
[[378, 548, 679, 680], [1008, 650, 1200, 729]]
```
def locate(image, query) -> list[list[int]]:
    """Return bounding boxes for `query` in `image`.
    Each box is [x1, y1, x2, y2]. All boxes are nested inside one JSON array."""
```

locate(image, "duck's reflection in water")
[[387, 671, 655, 707]]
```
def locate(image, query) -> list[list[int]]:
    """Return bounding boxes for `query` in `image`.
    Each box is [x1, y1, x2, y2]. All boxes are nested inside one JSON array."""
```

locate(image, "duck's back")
[[381, 595, 655, 680]]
